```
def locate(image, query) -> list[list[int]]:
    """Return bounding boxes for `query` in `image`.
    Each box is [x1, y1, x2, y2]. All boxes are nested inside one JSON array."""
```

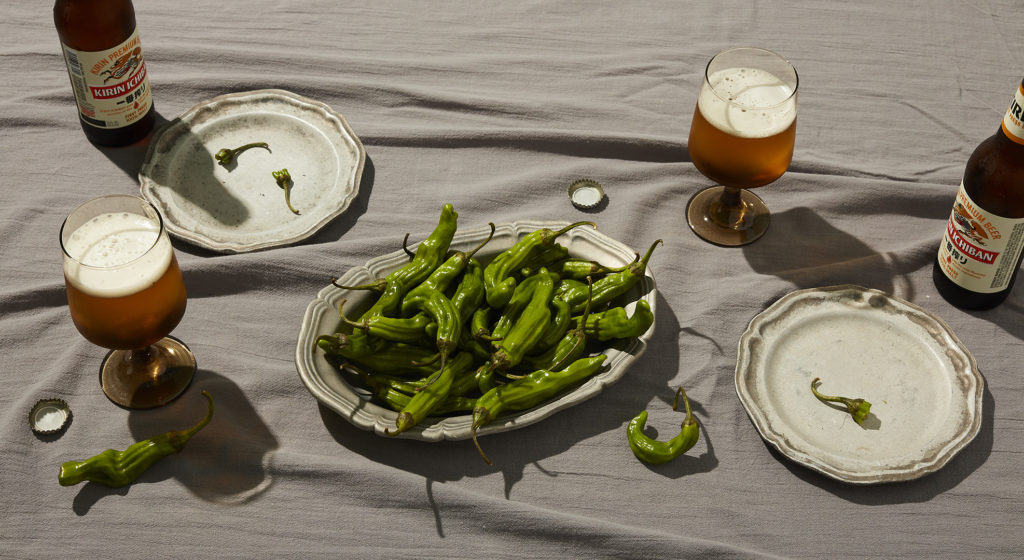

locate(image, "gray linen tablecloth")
[[3, 1, 1022, 558]]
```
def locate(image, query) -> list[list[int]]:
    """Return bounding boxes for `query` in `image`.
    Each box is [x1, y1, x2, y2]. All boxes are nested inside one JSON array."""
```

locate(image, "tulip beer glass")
[[61, 195, 195, 408], [686, 47, 798, 246]]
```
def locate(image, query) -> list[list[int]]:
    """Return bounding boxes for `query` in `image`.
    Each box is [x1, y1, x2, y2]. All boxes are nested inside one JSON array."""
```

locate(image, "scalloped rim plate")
[[735, 285, 983, 484], [295, 221, 657, 441], [139, 89, 365, 253]]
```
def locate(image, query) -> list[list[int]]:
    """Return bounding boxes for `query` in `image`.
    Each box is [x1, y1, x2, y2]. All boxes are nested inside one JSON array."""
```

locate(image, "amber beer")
[[54, 0, 155, 146], [933, 78, 1024, 310], [688, 67, 797, 189], [62, 207, 186, 350]]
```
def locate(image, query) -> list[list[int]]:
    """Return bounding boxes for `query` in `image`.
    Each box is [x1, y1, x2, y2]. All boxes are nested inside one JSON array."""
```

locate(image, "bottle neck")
[[1001, 79, 1024, 146]]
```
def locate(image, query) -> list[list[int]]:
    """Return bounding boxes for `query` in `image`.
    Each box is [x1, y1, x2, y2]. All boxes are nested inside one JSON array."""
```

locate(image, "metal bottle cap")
[[29, 399, 72, 436], [568, 179, 606, 209]]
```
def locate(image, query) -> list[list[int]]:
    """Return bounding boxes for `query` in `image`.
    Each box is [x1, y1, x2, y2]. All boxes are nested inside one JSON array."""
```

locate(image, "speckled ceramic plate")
[[139, 89, 365, 253], [295, 220, 657, 441], [735, 285, 983, 484]]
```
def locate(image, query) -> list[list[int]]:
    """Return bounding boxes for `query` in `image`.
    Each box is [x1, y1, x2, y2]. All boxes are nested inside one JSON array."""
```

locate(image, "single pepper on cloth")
[[627, 386, 700, 464], [58, 391, 214, 487]]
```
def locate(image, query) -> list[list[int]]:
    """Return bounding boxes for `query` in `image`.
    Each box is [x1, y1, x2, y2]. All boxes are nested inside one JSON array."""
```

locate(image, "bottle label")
[[937, 183, 1024, 293], [1002, 80, 1024, 146], [60, 28, 152, 130]]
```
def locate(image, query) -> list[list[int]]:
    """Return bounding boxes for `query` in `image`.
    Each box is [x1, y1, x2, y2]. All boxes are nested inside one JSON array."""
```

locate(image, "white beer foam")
[[63, 212, 173, 298], [698, 67, 796, 139]]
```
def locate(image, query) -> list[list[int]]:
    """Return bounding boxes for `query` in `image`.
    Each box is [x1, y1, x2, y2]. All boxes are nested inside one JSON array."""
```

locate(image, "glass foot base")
[[686, 186, 771, 247], [100, 336, 197, 409]]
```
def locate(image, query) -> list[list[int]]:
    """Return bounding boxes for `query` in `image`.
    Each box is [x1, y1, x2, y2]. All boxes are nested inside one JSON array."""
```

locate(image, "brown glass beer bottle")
[[54, 0, 155, 146], [933, 78, 1024, 310]]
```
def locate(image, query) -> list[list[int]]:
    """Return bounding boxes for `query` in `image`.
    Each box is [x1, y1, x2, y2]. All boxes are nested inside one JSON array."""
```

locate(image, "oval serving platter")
[[139, 89, 365, 253], [735, 285, 983, 484], [295, 220, 657, 441]]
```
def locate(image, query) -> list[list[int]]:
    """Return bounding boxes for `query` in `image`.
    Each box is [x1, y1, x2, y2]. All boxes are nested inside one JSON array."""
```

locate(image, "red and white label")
[[61, 28, 152, 130], [937, 184, 1024, 293]]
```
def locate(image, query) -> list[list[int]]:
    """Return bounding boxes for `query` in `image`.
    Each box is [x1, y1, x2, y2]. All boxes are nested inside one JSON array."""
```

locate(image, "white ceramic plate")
[[295, 220, 657, 441], [139, 89, 365, 253], [735, 285, 983, 484]]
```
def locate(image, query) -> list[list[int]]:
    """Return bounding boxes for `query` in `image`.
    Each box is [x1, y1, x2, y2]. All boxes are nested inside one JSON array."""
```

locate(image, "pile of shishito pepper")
[[316, 204, 659, 464]]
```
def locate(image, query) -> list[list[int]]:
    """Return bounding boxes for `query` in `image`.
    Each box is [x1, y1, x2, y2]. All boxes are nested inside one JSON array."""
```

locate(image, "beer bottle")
[[933, 78, 1024, 310], [54, 0, 155, 146]]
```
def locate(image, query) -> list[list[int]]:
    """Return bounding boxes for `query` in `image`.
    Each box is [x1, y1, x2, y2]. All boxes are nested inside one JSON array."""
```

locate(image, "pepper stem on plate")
[[810, 377, 871, 426]]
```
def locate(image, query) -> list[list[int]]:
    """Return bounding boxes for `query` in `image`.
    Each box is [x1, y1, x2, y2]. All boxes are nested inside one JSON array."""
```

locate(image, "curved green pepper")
[[484, 221, 595, 309], [561, 239, 661, 314], [529, 296, 572, 355], [389, 204, 459, 289], [332, 204, 458, 321], [574, 299, 655, 341], [474, 269, 557, 393], [627, 387, 700, 464], [520, 276, 595, 372], [387, 352, 473, 436], [59, 391, 214, 487], [471, 354, 607, 464]]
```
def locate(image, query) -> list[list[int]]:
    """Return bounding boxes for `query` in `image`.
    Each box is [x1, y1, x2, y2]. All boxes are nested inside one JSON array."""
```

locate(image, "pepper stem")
[[549, 220, 596, 241], [466, 222, 496, 260], [672, 386, 696, 428], [401, 233, 415, 259], [166, 390, 214, 452], [332, 277, 388, 293], [316, 333, 351, 354], [335, 299, 369, 331], [471, 417, 494, 465], [632, 239, 663, 274]]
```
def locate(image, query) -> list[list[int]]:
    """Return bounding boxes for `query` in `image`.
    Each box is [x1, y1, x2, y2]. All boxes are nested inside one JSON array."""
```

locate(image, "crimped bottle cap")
[[568, 179, 605, 209], [29, 398, 71, 435]]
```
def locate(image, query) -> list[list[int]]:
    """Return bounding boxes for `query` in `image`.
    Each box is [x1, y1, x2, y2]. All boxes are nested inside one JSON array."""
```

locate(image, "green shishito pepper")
[[214, 142, 269, 166], [387, 352, 474, 436], [316, 205, 663, 448], [573, 299, 655, 341], [58, 391, 214, 487], [471, 355, 607, 464], [810, 377, 872, 426], [560, 239, 661, 314], [627, 386, 700, 464], [272, 168, 300, 215], [483, 221, 595, 309]]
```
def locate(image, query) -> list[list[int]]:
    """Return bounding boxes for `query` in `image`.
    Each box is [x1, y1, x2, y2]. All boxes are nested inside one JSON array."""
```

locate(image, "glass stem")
[[711, 187, 749, 230], [127, 346, 155, 365], [719, 186, 743, 207]]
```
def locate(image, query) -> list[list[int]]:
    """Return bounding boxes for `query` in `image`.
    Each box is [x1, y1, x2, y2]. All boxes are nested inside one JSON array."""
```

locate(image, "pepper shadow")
[[294, 154, 376, 249], [67, 370, 277, 512], [138, 119, 250, 227], [138, 369, 278, 504], [315, 289, 704, 508], [95, 110, 250, 227]]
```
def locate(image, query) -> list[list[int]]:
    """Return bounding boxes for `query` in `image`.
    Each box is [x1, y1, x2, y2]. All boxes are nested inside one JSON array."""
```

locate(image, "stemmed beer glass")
[[686, 47, 798, 246], [61, 194, 196, 409]]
